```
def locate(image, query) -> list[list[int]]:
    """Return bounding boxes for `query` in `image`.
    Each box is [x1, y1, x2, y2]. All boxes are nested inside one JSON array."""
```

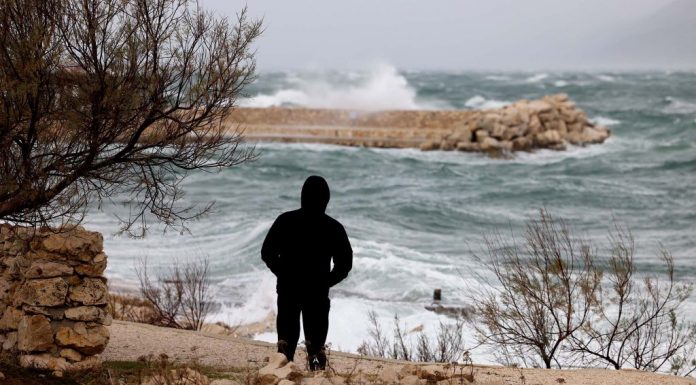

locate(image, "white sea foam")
[[554, 80, 569, 87], [464, 95, 510, 110], [485, 75, 510, 81], [241, 64, 439, 111], [592, 116, 621, 126], [525, 73, 548, 83], [596, 74, 616, 82], [663, 97, 696, 115]]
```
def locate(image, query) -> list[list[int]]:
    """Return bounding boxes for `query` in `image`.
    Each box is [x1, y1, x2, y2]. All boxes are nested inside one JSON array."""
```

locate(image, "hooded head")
[[301, 175, 330, 214]]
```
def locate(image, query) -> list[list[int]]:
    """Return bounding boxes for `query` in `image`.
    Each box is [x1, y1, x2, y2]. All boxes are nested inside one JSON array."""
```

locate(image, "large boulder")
[[419, 141, 440, 151], [534, 130, 562, 147], [17, 314, 54, 352], [479, 137, 501, 151]]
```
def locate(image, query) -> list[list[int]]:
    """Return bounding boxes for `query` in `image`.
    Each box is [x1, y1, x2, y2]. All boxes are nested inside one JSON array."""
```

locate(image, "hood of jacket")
[[301, 175, 330, 214]]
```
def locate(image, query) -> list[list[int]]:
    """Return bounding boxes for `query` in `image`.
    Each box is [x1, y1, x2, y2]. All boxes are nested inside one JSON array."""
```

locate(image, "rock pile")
[[0, 224, 110, 375], [420, 93, 610, 153]]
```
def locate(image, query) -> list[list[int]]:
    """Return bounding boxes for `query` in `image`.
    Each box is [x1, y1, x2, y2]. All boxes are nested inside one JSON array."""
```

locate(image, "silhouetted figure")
[[261, 176, 353, 370]]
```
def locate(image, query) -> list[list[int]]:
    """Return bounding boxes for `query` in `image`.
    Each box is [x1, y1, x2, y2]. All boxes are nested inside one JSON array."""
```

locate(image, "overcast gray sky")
[[201, 0, 696, 71]]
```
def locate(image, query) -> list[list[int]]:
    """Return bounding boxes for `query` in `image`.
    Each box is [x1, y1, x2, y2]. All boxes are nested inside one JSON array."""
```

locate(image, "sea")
[[84, 64, 696, 362]]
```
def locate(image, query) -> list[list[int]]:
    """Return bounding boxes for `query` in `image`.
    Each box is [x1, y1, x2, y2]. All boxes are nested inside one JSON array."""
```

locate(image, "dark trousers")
[[276, 293, 330, 362]]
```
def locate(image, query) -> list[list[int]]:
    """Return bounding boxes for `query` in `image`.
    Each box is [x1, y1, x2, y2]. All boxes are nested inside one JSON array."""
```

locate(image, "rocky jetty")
[[420, 93, 610, 153], [0, 224, 109, 376], [228, 94, 610, 154]]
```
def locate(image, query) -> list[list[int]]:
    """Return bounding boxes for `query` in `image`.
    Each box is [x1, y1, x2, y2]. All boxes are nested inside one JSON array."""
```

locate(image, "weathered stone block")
[[69, 278, 108, 305], [0, 307, 24, 331], [74, 253, 107, 277], [55, 322, 109, 355], [42, 230, 102, 259], [59, 348, 83, 362], [2, 331, 17, 350], [22, 305, 65, 319], [18, 278, 68, 307], [24, 262, 74, 279], [64, 306, 106, 322], [17, 314, 53, 352], [19, 353, 69, 372]]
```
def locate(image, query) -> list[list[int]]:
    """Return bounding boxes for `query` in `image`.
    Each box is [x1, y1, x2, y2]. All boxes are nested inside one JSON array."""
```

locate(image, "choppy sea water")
[[85, 65, 696, 361]]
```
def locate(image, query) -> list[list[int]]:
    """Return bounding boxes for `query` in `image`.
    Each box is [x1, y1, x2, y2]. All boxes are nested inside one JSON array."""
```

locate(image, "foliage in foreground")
[[471, 209, 695, 372], [0, 0, 261, 236], [133, 257, 214, 331], [358, 310, 469, 363], [356, 209, 696, 376]]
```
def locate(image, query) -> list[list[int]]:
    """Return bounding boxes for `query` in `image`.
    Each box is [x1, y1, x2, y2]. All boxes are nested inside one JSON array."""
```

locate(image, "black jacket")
[[261, 177, 353, 295]]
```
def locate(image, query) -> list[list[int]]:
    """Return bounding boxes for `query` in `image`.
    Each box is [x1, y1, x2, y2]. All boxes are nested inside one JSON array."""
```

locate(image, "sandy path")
[[103, 321, 696, 385]]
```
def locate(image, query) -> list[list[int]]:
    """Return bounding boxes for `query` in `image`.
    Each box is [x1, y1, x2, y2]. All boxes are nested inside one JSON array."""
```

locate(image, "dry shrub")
[[472, 209, 601, 369], [471, 209, 695, 372], [136, 257, 213, 331], [108, 292, 158, 323], [571, 223, 695, 372], [358, 310, 468, 363], [137, 354, 209, 385]]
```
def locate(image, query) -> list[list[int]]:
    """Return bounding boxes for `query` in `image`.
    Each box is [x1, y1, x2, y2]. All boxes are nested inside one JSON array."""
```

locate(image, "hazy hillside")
[[598, 0, 696, 69]]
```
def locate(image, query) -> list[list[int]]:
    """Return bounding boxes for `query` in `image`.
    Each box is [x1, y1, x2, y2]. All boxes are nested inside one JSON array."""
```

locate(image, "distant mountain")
[[597, 0, 696, 69]]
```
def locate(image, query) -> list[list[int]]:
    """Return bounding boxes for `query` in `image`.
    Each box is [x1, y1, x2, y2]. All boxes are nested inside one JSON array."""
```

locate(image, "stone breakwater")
[[228, 93, 610, 153], [0, 224, 109, 375]]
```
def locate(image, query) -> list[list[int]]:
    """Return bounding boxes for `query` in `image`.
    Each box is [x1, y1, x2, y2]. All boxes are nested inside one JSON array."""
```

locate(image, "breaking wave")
[[241, 64, 440, 111], [464, 95, 510, 110]]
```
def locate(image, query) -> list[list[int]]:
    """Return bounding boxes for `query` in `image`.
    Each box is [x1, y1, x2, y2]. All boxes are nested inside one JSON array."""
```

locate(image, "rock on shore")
[[420, 93, 610, 153]]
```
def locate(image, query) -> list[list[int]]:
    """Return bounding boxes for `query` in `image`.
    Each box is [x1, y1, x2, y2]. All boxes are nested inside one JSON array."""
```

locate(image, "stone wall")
[[0, 224, 110, 375], [227, 93, 610, 153]]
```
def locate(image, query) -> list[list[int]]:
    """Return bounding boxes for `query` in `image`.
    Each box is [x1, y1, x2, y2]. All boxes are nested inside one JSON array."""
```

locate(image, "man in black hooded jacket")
[[261, 175, 353, 370]]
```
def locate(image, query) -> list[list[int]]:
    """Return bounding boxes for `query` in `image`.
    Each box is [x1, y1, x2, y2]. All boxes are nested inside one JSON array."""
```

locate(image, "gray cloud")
[[201, 0, 695, 71]]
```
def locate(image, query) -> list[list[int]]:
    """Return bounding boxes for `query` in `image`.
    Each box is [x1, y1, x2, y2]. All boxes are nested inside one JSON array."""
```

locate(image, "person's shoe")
[[277, 340, 292, 362], [307, 349, 327, 371]]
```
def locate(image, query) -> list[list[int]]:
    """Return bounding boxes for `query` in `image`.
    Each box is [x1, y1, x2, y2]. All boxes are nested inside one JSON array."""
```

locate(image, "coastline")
[[103, 320, 696, 385]]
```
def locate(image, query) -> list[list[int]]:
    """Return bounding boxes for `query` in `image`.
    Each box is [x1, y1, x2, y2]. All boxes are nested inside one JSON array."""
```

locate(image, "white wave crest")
[[241, 64, 438, 111], [596, 74, 616, 82], [525, 73, 548, 83], [592, 116, 621, 126], [663, 97, 696, 115], [464, 95, 510, 110], [554, 80, 569, 87], [485, 75, 510, 81]]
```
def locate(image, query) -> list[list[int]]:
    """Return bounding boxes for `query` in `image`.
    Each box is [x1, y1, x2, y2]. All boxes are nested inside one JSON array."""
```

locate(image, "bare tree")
[[471, 209, 602, 369], [0, 0, 261, 236], [569, 224, 695, 372]]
